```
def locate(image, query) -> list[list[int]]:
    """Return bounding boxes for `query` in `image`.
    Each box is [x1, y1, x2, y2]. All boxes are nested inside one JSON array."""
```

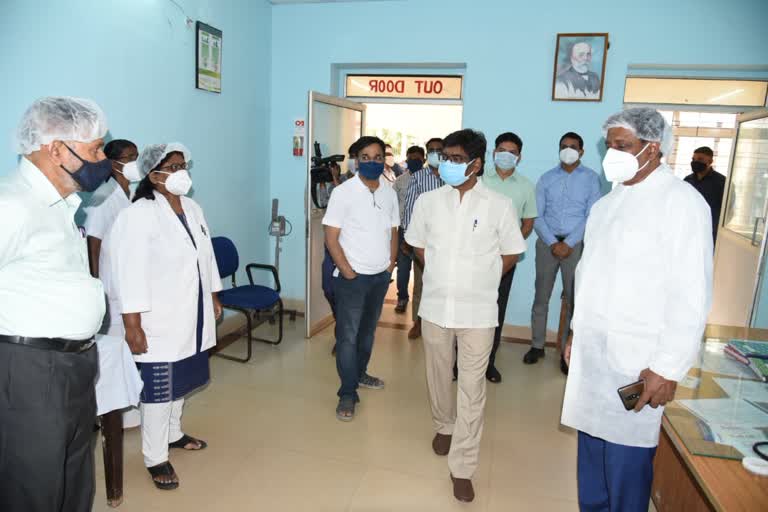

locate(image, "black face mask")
[[691, 161, 709, 174], [60, 144, 112, 192], [406, 159, 423, 173]]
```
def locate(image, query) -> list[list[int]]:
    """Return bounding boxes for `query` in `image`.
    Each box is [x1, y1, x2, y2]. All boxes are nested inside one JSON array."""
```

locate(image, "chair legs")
[[215, 302, 284, 363]]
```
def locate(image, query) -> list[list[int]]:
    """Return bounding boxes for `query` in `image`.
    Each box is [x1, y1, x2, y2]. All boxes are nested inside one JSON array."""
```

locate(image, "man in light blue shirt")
[[526, 132, 602, 373]]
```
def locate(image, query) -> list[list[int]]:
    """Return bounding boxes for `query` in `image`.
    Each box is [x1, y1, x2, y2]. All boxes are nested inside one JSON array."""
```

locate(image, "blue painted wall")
[[0, 0, 273, 269], [268, 0, 768, 329], [2, 0, 767, 330]]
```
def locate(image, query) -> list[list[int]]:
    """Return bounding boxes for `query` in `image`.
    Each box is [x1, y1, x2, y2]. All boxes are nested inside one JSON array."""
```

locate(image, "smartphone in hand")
[[617, 380, 645, 411]]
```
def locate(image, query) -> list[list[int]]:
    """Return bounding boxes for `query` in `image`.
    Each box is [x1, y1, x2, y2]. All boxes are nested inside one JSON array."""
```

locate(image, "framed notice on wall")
[[196, 22, 222, 93]]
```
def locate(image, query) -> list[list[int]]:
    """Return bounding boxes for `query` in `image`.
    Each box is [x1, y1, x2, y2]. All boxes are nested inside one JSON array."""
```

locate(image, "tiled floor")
[[92, 306, 655, 511]]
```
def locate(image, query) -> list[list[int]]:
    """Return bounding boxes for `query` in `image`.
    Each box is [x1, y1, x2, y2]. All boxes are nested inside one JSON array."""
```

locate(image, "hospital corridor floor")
[[91, 316, 657, 512]]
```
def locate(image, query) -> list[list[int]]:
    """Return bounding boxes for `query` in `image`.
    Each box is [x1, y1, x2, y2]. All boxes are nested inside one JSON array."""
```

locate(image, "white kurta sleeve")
[[650, 193, 713, 381], [111, 208, 153, 314], [404, 194, 427, 248], [498, 201, 526, 256]]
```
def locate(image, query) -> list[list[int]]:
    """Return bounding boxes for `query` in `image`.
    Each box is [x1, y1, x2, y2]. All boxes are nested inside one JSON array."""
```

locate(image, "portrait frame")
[[551, 33, 609, 102]]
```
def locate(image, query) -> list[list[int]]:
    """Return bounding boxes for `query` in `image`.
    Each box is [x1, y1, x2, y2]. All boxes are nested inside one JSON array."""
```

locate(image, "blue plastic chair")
[[212, 236, 283, 362]]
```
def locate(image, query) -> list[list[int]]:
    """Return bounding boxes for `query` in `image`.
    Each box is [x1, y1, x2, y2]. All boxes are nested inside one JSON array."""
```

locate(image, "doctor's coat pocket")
[[605, 331, 656, 377]]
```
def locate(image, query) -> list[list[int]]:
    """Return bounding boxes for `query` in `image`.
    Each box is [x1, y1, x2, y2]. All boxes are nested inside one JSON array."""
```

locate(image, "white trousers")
[[422, 320, 494, 479], [140, 399, 185, 467]]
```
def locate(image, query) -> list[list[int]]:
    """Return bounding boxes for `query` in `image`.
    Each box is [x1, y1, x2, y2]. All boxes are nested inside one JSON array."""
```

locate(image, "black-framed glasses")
[[439, 153, 472, 164], [156, 162, 191, 172]]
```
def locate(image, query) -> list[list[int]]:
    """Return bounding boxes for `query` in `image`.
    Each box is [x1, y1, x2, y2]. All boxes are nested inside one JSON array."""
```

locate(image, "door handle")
[[752, 217, 765, 246]]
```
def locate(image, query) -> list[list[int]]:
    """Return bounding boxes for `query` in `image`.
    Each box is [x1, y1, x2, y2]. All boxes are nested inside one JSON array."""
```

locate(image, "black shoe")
[[486, 365, 502, 383], [394, 299, 408, 314], [560, 354, 569, 375], [523, 347, 545, 365]]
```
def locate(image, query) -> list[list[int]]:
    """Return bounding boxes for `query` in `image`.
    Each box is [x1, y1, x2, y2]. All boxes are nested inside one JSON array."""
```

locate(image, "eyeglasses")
[[156, 161, 191, 172], [439, 154, 472, 164]]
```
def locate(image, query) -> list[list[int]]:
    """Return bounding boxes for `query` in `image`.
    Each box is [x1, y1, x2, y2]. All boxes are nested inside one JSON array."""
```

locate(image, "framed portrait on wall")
[[196, 22, 222, 93], [552, 33, 608, 102]]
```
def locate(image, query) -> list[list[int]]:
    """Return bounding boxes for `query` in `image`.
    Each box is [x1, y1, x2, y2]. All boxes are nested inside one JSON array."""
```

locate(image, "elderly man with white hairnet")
[[560, 107, 713, 511], [0, 97, 112, 512], [99, 143, 223, 490]]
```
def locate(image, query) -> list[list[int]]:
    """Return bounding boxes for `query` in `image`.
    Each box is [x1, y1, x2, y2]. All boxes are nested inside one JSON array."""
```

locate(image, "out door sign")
[[346, 75, 463, 100]]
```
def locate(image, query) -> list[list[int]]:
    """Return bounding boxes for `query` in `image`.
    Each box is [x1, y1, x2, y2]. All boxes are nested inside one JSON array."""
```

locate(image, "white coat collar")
[[154, 193, 198, 250]]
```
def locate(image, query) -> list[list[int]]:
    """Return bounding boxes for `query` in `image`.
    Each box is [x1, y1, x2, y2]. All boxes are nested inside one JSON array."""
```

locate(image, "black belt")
[[0, 334, 95, 353]]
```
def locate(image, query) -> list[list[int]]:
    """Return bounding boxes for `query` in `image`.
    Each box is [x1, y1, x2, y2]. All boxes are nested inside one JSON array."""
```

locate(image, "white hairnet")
[[137, 143, 192, 177], [602, 107, 673, 156], [15, 96, 108, 155]]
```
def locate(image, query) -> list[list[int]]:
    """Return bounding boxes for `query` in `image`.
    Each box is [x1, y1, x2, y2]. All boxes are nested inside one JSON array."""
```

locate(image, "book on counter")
[[725, 340, 768, 382]]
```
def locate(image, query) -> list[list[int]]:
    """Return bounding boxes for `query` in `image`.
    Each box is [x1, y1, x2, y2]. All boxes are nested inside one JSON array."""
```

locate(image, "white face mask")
[[559, 147, 580, 166], [427, 151, 441, 168], [116, 160, 142, 182], [348, 158, 357, 174], [385, 155, 395, 167], [156, 169, 192, 196], [494, 151, 518, 171], [602, 143, 650, 183]]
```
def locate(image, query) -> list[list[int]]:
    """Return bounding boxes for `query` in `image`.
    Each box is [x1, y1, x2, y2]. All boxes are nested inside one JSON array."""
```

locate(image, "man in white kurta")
[[406, 129, 526, 503], [561, 108, 713, 512]]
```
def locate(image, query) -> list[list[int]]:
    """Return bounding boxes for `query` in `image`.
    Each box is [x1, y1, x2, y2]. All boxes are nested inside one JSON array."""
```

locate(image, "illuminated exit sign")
[[346, 75, 463, 100]]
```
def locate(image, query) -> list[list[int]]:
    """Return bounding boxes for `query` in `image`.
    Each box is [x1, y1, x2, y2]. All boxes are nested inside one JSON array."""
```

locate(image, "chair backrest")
[[212, 236, 239, 279]]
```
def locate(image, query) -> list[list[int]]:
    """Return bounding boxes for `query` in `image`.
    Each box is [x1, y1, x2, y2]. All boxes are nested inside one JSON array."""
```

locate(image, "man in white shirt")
[[0, 97, 112, 512], [562, 108, 713, 512], [406, 129, 526, 503], [323, 136, 399, 422]]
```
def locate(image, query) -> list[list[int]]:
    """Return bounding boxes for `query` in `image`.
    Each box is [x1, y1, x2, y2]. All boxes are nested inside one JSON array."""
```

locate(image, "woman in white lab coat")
[[100, 143, 223, 490], [83, 139, 139, 278], [83, 138, 145, 430]]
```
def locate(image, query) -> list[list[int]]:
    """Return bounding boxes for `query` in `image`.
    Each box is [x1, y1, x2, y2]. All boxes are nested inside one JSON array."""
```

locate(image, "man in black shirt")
[[684, 146, 726, 243]]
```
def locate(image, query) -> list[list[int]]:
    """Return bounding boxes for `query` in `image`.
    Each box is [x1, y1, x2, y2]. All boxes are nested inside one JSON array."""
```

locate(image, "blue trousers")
[[396, 228, 412, 302], [334, 271, 390, 401], [577, 431, 657, 512]]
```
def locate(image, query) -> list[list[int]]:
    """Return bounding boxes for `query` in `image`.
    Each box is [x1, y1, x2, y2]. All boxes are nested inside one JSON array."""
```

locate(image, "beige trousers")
[[412, 262, 423, 322], [422, 320, 494, 479]]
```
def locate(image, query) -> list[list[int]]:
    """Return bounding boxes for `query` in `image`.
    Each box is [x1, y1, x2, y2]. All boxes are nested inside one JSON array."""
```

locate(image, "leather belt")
[[0, 334, 95, 353]]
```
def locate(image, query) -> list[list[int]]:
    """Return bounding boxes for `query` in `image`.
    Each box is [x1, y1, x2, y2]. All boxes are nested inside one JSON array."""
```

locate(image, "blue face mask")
[[494, 151, 518, 171], [406, 159, 423, 173], [358, 161, 385, 180], [438, 158, 476, 187], [427, 151, 441, 168], [61, 144, 112, 192]]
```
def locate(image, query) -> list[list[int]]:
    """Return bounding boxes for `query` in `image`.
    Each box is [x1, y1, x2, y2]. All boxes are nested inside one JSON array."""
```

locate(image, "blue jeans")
[[334, 271, 390, 401], [396, 228, 412, 302], [577, 431, 657, 512]]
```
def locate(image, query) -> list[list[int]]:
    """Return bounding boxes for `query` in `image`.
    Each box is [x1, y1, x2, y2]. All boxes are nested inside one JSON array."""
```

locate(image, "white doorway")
[[363, 102, 463, 162]]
